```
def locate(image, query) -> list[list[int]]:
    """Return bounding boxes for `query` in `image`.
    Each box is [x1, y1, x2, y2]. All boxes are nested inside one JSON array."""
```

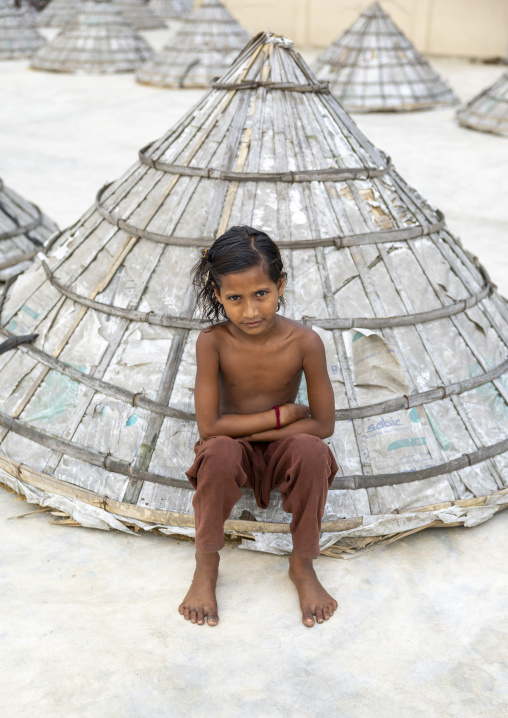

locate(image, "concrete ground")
[[1, 42, 508, 717], [2, 488, 507, 717]]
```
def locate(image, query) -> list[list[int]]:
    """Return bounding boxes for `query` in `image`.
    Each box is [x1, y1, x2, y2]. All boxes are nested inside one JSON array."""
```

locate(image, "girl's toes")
[[302, 610, 315, 627], [207, 614, 219, 626], [197, 610, 204, 625], [190, 609, 197, 623], [316, 608, 324, 624], [323, 606, 330, 620], [184, 607, 191, 620], [178, 604, 184, 615]]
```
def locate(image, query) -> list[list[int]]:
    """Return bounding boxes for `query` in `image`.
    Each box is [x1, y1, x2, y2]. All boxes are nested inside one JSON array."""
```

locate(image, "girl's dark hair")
[[192, 226, 287, 323]]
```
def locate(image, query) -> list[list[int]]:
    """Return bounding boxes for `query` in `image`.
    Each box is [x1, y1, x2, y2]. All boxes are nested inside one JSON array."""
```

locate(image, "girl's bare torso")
[[211, 318, 307, 415]]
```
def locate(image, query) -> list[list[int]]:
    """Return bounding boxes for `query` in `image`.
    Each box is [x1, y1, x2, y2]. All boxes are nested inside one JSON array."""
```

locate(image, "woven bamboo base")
[[1, 453, 506, 558]]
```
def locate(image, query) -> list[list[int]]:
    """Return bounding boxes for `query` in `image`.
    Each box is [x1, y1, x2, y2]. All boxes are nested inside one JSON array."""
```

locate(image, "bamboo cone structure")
[[148, 0, 187, 21], [313, 2, 458, 113], [456, 71, 508, 136], [136, 0, 250, 88], [0, 0, 46, 59], [37, 0, 83, 28], [17, 2, 38, 27], [1, 32, 508, 555], [0, 178, 58, 282], [31, 0, 153, 74], [115, 0, 166, 30]]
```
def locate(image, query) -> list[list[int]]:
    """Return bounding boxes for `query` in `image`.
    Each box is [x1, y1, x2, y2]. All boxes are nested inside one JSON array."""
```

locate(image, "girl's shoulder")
[[197, 321, 231, 343], [279, 316, 320, 340], [278, 317, 326, 355]]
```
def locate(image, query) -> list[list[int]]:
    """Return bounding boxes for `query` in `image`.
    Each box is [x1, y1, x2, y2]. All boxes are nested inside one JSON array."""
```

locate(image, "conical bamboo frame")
[[313, 1, 458, 113], [0, 0, 46, 59], [136, 0, 250, 88], [148, 0, 187, 21], [115, 0, 166, 30], [31, 0, 153, 75], [1, 33, 508, 554], [457, 71, 508, 136], [36, 0, 83, 28], [0, 178, 58, 282]]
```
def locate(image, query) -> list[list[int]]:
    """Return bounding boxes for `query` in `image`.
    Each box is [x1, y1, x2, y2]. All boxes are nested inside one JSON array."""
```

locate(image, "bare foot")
[[179, 551, 220, 626], [289, 552, 338, 627]]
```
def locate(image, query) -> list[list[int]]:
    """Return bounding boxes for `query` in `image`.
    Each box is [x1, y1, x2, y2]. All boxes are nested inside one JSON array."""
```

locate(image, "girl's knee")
[[187, 437, 247, 491], [203, 435, 239, 451], [284, 434, 334, 474], [289, 434, 329, 457], [292, 433, 324, 447], [198, 435, 244, 472], [200, 435, 241, 457]]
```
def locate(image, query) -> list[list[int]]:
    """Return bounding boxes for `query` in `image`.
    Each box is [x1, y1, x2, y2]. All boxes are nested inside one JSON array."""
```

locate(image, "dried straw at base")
[[31, 0, 153, 74], [136, 0, 250, 88], [313, 1, 458, 113], [0, 178, 58, 282], [148, 0, 187, 21], [0, 0, 46, 59], [456, 71, 508, 136], [1, 32, 508, 556], [37, 0, 83, 28], [114, 0, 166, 30]]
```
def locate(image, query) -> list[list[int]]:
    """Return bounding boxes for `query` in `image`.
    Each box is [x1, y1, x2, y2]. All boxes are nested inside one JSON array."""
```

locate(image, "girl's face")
[[214, 264, 284, 336]]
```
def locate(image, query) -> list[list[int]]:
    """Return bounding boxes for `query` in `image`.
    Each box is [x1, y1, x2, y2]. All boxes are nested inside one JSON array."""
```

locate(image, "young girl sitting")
[[179, 226, 339, 628]]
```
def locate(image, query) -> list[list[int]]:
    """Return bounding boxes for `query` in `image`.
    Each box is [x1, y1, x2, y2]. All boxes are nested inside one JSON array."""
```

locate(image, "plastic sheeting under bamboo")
[[1, 32, 508, 555], [1, 467, 506, 557]]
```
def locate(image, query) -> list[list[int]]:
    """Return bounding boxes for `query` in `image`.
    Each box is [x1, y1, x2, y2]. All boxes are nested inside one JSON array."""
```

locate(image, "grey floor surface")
[[1, 488, 507, 717]]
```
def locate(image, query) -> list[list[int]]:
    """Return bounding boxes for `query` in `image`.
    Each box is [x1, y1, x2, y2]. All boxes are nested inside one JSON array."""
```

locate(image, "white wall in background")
[[194, 0, 508, 58]]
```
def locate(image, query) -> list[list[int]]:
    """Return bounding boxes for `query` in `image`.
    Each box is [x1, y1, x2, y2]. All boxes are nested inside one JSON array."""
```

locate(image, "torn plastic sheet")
[[352, 330, 410, 397], [237, 502, 507, 556], [351, 331, 435, 474], [0, 467, 196, 538], [0, 467, 131, 532], [117, 328, 173, 367], [1, 466, 505, 556]]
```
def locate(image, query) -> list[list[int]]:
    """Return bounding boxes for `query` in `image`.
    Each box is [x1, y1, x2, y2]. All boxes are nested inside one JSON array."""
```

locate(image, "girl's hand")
[[279, 402, 310, 426]]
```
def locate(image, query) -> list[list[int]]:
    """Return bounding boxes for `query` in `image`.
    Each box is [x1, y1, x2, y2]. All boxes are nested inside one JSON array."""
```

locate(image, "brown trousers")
[[185, 434, 338, 558]]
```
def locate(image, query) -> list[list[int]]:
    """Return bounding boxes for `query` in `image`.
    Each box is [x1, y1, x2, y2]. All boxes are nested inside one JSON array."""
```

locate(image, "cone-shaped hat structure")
[[37, 0, 82, 28], [0, 0, 46, 59], [136, 0, 250, 88], [313, 2, 458, 113], [115, 0, 166, 30], [456, 71, 508, 136], [0, 177, 58, 282], [31, 0, 153, 74], [1, 33, 508, 554], [148, 0, 187, 21]]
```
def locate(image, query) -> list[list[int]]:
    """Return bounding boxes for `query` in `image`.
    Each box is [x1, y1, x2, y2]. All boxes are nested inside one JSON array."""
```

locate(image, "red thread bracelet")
[[273, 405, 280, 430]]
